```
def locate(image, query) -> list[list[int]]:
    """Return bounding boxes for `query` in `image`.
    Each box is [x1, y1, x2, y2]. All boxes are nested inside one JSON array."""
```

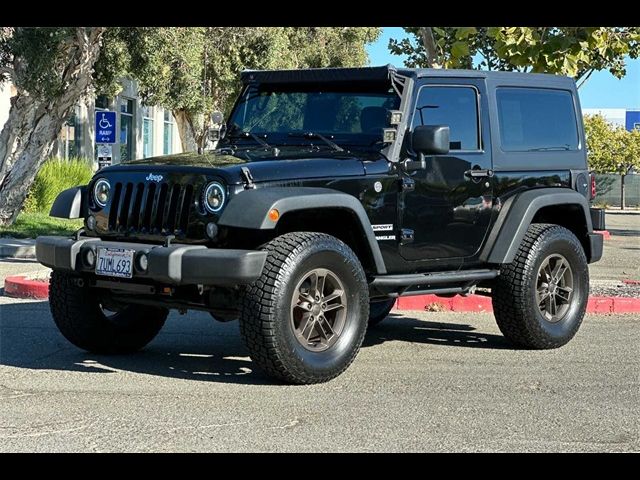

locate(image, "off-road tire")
[[368, 299, 396, 326], [492, 223, 589, 349], [239, 232, 369, 384], [49, 270, 168, 354]]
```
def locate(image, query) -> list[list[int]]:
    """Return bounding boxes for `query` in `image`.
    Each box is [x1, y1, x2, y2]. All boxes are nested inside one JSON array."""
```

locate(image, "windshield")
[[224, 82, 400, 149]]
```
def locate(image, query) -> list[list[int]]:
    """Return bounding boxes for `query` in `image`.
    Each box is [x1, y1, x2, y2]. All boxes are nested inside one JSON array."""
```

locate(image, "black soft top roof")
[[241, 65, 397, 85]]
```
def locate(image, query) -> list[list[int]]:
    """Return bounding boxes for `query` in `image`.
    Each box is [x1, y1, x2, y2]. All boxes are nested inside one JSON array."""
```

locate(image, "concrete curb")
[[594, 230, 611, 240], [395, 294, 640, 314], [4, 275, 50, 299], [3, 275, 639, 314], [0, 239, 36, 259]]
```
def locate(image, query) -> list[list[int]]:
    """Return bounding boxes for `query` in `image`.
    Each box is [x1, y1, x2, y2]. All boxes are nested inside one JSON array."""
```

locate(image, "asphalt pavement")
[[0, 294, 637, 452]]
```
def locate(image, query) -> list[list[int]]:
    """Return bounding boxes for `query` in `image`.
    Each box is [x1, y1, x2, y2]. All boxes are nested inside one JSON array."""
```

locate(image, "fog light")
[[86, 215, 96, 231], [206, 222, 218, 240], [383, 128, 397, 143], [136, 252, 148, 272], [84, 248, 96, 268], [389, 110, 403, 125]]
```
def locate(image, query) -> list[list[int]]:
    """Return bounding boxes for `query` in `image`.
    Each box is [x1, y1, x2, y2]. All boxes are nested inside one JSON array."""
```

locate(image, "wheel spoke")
[[296, 294, 312, 311], [317, 315, 335, 340], [323, 289, 344, 303], [324, 302, 345, 313], [312, 272, 326, 299], [538, 290, 551, 305], [549, 294, 558, 316], [299, 314, 315, 341], [556, 286, 573, 303], [552, 260, 568, 283]]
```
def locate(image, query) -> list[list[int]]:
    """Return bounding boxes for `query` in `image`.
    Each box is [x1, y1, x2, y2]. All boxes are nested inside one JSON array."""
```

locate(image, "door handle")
[[464, 168, 494, 179]]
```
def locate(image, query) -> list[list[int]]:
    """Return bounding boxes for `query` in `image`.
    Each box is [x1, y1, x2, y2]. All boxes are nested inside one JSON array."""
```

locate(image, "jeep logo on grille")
[[146, 173, 163, 182]]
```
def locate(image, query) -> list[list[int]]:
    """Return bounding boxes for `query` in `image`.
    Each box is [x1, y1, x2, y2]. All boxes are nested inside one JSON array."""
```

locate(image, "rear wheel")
[[368, 298, 395, 326], [492, 223, 589, 349], [239, 232, 369, 384], [49, 271, 167, 354]]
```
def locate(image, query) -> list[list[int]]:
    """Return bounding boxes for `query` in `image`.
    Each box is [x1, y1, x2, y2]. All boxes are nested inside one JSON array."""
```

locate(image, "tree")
[[389, 27, 640, 87], [120, 27, 381, 153], [584, 115, 640, 209], [0, 27, 108, 226]]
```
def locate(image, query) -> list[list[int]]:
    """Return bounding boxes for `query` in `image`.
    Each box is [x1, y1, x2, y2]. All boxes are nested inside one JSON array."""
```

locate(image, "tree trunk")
[[174, 110, 210, 153], [620, 173, 626, 210], [419, 27, 439, 68], [0, 27, 105, 226]]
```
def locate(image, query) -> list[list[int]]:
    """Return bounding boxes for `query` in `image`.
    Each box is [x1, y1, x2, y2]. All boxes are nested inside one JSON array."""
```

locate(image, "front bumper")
[[35, 236, 267, 286]]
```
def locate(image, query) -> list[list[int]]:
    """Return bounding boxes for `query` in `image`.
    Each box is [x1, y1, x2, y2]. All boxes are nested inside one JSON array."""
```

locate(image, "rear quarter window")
[[496, 88, 579, 152]]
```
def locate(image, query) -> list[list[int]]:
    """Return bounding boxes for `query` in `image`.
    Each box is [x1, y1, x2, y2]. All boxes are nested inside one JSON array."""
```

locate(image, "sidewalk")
[[0, 238, 36, 259]]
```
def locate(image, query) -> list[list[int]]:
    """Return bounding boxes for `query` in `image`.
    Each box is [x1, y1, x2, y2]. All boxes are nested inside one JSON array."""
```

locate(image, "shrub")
[[24, 157, 94, 214]]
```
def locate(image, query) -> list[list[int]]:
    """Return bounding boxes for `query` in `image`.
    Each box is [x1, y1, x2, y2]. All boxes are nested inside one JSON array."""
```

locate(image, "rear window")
[[496, 88, 579, 152]]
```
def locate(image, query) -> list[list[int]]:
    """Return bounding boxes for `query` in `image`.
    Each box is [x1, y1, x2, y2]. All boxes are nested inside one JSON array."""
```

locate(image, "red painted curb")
[[622, 279, 640, 285], [594, 230, 611, 240], [395, 293, 640, 314], [4, 276, 50, 299]]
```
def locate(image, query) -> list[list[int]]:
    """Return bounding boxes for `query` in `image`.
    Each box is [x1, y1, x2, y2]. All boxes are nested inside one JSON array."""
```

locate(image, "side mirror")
[[412, 125, 450, 155], [208, 111, 226, 142]]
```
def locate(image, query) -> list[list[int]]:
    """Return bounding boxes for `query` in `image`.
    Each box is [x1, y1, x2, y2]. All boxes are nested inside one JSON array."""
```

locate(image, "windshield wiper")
[[226, 130, 271, 148], [526, 145, 571, 151], [288, 132, 344, 152]]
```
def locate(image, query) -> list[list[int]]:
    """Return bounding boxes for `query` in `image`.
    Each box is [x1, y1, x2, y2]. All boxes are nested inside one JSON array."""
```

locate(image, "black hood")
[[100, 148, 383, 184]]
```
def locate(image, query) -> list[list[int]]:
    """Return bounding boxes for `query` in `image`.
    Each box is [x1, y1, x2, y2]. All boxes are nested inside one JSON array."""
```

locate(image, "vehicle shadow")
[[0, 301, 511, 386], [363, 313, 512, 350]]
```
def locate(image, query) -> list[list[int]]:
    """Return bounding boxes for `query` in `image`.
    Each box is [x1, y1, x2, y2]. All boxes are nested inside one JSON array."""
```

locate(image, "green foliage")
[[0, 212, 83, 239], [119, 27, 381, 117], [584, 115, 640, 174], [389, 27, 640, 85], [23, 158, 94, 214]]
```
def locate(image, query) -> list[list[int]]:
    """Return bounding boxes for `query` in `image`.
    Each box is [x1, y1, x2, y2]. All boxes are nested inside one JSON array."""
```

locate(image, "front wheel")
[[49, 271, 168, 354], [239, 232, 369, 384], [492, 224, 589, 349]]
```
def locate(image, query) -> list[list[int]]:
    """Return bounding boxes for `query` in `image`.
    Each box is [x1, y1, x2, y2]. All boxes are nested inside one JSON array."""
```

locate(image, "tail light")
[[590, 172, 597, 200]]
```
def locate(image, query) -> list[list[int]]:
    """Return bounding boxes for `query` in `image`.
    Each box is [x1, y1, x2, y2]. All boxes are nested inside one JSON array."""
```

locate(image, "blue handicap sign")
[[95, 111, 116, 144]]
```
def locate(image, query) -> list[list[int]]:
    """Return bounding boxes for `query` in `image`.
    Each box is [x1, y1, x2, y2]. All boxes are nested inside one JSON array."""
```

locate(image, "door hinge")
[[400, 228, 414, 245], [400, 176, 415, 192]]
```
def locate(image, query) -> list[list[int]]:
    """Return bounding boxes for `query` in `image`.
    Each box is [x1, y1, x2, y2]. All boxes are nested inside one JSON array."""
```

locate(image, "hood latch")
[[240, 166, 256, 190]]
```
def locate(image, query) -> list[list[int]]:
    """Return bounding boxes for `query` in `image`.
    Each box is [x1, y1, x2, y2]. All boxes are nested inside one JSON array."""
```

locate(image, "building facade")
[[582, 108, 640, 131], [0, 79, 183, 165]]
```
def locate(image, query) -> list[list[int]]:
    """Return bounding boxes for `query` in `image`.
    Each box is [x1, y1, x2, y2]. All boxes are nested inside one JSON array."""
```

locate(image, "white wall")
[[0, 82, 12, 130], [583, 108, 626, 128]]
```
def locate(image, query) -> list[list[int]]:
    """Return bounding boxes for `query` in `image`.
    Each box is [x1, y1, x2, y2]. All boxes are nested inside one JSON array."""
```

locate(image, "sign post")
[[95, 111, 116, 170]]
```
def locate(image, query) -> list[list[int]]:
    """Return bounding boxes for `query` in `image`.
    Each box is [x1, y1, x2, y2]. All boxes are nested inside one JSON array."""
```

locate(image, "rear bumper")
[[590, 207, 606, 231], [35, 236, 267, 286]]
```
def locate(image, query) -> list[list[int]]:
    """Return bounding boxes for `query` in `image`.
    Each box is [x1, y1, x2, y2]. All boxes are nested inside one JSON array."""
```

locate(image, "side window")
[[496, 87, 579, 151], [412, 86, 480, 151]]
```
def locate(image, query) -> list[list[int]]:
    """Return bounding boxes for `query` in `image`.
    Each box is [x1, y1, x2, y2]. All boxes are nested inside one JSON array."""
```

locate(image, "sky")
[[367, 27, 640, 109]]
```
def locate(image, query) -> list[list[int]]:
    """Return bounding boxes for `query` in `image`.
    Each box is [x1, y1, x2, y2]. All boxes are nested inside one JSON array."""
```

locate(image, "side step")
[[370, 269, 499, 288]]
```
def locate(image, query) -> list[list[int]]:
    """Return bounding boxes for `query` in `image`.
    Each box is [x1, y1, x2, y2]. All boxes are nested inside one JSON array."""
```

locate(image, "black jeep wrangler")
[[36, 65, 604, 384]]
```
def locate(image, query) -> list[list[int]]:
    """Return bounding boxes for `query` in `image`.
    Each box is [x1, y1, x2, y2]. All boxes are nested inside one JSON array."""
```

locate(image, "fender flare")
[[481, 188, 593, 264], [219, 187, 386, 274], [49, 186, 87, 219]]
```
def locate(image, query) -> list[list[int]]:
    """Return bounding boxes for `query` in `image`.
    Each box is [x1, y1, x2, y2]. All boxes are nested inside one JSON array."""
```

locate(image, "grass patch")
[[0, 212, 83, 239]]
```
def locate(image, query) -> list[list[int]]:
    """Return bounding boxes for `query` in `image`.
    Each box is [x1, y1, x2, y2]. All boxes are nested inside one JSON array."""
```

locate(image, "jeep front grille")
[[107, 181, 194, 235]]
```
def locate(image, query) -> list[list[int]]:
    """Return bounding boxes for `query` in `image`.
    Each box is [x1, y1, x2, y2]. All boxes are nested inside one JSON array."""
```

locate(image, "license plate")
[[96, 247, 135, 279]]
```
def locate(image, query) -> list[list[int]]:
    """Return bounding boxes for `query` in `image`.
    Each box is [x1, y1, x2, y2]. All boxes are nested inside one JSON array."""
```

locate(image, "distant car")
[[37, 65, 604, 384]]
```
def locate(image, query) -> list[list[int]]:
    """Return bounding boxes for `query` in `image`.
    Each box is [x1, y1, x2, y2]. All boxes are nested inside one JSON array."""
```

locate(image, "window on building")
[[496, 88, 579, 151], [634, 122, 640, 131], [412, 85, 480, 151], [120, 98, 134, 162], [95, 95, 110, 110], [163, 110, 173, 155], [142, 105, 154, 158]]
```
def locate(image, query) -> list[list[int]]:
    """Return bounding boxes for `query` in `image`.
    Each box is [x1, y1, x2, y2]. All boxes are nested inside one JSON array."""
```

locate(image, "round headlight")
[[93, 179, 111, 208], [202, 182, 226, 214]]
